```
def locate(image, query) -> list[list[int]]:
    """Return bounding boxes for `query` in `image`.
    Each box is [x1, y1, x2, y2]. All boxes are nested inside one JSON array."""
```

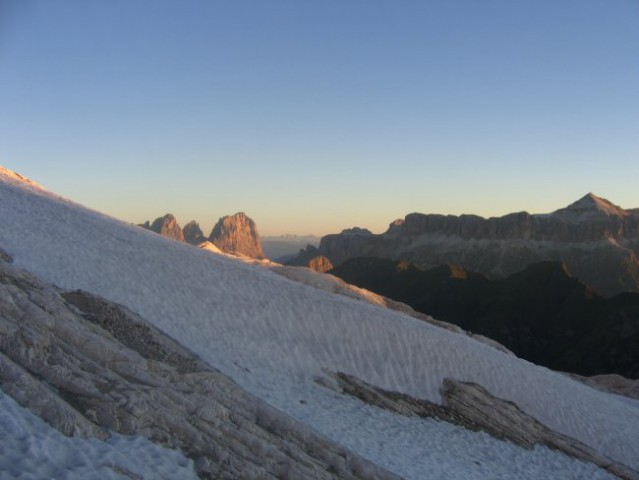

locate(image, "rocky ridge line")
[[293, 193, 639, 297]]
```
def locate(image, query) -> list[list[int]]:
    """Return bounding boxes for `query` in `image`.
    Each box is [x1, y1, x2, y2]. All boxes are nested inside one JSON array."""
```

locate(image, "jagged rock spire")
[[209, 212, 264, 259], [142, 214, 185, 242]]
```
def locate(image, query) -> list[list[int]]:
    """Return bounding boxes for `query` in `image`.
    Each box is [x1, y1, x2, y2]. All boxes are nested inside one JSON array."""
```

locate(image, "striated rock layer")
[[295, 194, 639, 297]]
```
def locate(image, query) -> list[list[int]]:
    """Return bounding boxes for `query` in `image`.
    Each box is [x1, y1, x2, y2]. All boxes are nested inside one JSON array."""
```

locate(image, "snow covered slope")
[[0, 388, 198, 480], [1, 167, 638, 479]]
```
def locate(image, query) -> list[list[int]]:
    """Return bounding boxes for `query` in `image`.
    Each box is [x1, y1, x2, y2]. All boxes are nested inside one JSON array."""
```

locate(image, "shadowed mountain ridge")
[[293, 193, 639, 297], [330, 257, 639, 378]]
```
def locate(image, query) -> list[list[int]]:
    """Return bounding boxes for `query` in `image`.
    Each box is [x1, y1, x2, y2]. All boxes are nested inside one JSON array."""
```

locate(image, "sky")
[[1, 0, 638, 236]]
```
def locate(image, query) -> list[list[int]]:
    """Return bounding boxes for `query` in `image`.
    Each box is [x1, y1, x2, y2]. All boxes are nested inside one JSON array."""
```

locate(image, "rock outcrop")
[[308, 255, 334, 273], [183, 220, 205, 245], [0, 254, 400, 480], [293, 194, 639, 297], [322, 372, 637, 480], [141, 214, 185, 242], [288, 248, 334, 273], [209, 212, 264, 259]]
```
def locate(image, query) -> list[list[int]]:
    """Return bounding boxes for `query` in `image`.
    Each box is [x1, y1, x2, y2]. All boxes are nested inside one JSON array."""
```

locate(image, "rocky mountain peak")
[[183, 221, 205, 245], [553, 193, 627, 218], [143, 214, 185, 242], [209, 212, 264, 259]]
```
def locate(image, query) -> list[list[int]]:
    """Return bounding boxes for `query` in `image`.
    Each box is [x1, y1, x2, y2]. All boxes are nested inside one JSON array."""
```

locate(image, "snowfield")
[[0, 387, 198, 480], [1, 167, 637, 479]]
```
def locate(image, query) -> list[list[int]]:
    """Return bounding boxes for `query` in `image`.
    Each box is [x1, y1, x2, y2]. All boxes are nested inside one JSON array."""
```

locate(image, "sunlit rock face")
[[183, 220, 205, 245], [286, 247, 334, 273], [307, 255, 334, 273], [140, 212, 266, 259], [209, 212, 264, 259], [141, 214, 185, 242], [296, 194, 639, 297]]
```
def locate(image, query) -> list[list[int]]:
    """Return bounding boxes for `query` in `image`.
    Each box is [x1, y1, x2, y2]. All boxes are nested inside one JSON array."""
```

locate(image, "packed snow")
[[0, 167, 637, 479], [0, 385, 198, 480]]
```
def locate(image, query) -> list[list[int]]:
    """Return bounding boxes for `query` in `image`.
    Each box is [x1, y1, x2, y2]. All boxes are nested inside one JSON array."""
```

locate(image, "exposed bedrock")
[[325, 371, 638, 480]]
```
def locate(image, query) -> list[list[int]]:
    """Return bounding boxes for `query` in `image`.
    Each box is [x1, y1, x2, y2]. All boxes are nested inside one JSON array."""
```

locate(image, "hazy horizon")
[[4, 165, 635, 238], [2, 1, 638, 236]]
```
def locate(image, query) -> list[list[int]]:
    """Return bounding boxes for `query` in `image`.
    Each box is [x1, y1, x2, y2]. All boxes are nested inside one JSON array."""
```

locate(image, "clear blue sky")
[[1, 0, 638, 235]]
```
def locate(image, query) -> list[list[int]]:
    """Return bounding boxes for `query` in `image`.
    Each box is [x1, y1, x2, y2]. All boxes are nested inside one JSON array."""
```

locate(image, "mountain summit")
[[553, 193, 628, 219], [209, 211, 264, 259], [142, 214, 185, 242]]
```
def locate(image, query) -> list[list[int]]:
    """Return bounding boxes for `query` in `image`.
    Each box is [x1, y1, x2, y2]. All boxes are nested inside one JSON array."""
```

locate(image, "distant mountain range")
[[330, 258, 639, 378], [293, 193, 639, 297]]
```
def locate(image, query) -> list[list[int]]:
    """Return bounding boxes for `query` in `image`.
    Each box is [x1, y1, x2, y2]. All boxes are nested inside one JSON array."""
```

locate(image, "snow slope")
[[0, 168, 637, 479], [0, 387, 198, 480]]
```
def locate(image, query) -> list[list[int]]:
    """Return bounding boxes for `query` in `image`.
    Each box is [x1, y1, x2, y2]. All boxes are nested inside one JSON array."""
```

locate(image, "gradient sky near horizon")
[[1, 0, 638, 236]]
